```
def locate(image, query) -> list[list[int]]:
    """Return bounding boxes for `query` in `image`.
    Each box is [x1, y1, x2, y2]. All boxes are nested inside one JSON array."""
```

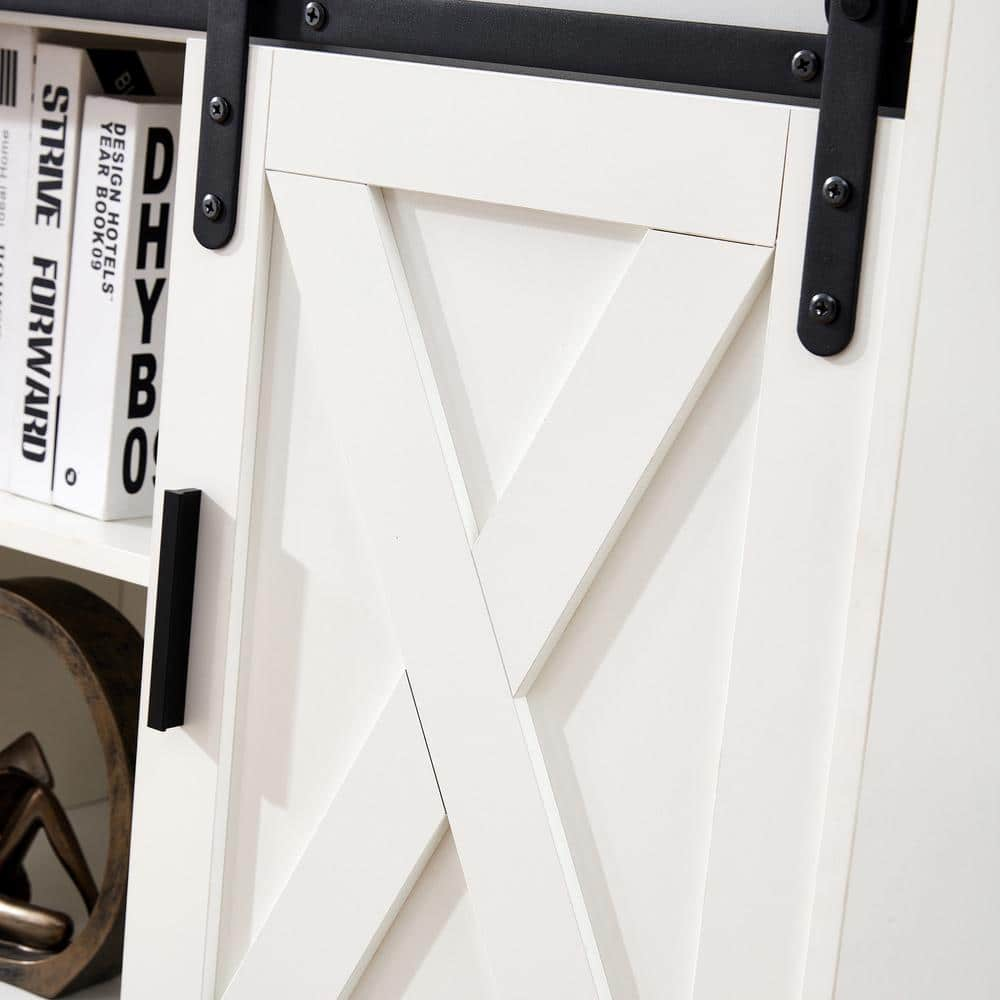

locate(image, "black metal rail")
[[0, 0, 912, 111], [3, 0, 917, 354]]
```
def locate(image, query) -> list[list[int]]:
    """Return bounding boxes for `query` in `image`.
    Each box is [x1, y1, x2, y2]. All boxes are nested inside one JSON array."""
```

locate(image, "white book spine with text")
[[53, 97, 180, 520], [0, 27, 37, 491], [8, 44, 97, 502], [7, 44, 183, 505]]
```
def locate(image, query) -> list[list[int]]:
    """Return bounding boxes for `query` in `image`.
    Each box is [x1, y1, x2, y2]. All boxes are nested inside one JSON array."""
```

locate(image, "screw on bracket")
[[193, 0, 249, 250], [304, 1, 328, 29], [822, 175, 852, 208], [799, 0, 891, 355], [201, 193, 224, 221], [208, 95, 231, 123], [791, 48, 820, 82], [809, 293, 840, 325]]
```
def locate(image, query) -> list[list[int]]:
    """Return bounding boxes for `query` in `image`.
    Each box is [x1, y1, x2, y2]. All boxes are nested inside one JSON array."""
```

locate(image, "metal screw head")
[[201, 193, 224, 221], [304, 1, 327, 29], [809, 293, 840, 325], [822, 175, 852, 208], [791, 49, 820, 82], [208, 95, 231, 124]]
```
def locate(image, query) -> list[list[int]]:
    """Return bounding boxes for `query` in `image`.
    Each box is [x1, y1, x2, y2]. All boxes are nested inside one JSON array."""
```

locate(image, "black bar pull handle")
[[148, 489, 202, 731]]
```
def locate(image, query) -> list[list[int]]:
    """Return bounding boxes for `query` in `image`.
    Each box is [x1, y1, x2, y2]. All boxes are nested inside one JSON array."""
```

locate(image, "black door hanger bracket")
[[798, 0, 916, 356], [192, 0, 250, 250]]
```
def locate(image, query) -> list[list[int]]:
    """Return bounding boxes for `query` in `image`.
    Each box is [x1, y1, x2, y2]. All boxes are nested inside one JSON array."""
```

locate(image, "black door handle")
[[148, 489, 202, 731]]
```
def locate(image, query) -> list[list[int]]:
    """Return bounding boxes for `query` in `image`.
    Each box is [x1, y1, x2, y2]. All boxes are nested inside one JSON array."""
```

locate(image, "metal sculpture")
[[0, 733, 100, 953], [0, 580, 142, 998]]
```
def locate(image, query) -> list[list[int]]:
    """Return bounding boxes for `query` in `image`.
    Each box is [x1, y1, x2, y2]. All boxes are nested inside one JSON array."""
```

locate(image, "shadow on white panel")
[[384, 189, 642, 530], [527, 285, 770, 999], [352, 831, 495, 1000]]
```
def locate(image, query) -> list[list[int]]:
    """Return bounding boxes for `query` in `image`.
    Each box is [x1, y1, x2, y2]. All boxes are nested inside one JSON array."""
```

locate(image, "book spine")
[[54, 100, 179, 520], [8, 45, 95, 502], [0, 28, 37, 491]]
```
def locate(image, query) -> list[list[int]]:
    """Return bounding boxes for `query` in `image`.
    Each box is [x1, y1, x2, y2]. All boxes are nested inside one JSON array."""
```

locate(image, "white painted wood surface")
[[211, 190, 409, 994], [382, 191, 646, 538], [692, 109, 903, 1000], [527, 284, 771, 999], [266, 50, 789, 247], [474, 231, 772, 694], [122, 41, 275, 1000], [802, 3, 956, 997], [210, 35, 956, 998], [835, 3, 1000, 997], [351, 831, 495, 1000], [0, 492, 149, 585], [224, 676, 446, 1000], [265, 172, 603, 999]]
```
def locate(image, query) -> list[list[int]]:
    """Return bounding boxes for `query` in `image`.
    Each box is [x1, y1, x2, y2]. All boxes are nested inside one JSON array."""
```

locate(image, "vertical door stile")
[[803, 3, 957, 998], [124, 40, 276, 1000], [694, 104, 904, 1000]]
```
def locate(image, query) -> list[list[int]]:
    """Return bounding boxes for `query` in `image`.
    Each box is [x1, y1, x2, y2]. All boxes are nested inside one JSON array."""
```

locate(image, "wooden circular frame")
[[0, 578, 142, 998]]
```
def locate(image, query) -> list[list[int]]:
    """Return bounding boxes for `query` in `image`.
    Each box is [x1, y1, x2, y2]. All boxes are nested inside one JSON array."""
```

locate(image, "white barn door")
[[209, 44, 918, 1000]]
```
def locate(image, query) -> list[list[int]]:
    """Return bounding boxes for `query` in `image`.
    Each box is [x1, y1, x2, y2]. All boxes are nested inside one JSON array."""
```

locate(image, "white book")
[[53, 97, 180, 520], [8, 44, 183, 504], [0, 27, 37, 491]]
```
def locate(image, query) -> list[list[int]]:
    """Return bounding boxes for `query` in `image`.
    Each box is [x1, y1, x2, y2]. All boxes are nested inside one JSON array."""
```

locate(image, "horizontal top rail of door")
[[0, 0, 912, 112]]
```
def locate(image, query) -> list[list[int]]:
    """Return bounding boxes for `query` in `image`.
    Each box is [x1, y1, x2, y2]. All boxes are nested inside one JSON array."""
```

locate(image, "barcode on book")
[[0, 49, 17, 107]]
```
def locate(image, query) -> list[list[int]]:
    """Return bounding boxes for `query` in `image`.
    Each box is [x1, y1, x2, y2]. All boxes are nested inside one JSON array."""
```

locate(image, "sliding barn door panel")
[[205, 44, 921, 1000]]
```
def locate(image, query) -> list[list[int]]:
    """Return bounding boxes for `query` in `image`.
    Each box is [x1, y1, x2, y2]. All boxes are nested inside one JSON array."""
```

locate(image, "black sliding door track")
[[0, 0, 912, 112], [5, 0, 916, 354]]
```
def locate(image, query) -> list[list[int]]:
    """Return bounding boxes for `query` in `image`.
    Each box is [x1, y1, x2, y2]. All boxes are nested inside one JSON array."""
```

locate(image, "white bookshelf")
[[0, 492, 150, 586], [0, 11, 170, 998]]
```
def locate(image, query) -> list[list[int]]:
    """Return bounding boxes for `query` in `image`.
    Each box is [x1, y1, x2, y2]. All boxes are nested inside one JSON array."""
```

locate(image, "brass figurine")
[[0, 733, 100, 955], [0, 579, 142, 998], [0, 897, 71, 955]]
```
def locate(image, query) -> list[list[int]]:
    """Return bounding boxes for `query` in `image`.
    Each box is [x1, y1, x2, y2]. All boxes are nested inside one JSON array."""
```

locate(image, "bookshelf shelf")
[[0, 491, 150, 586]]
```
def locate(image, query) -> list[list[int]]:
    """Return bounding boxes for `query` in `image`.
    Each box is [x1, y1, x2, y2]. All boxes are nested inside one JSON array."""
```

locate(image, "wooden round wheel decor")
[[0, 579, 142, 998]]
